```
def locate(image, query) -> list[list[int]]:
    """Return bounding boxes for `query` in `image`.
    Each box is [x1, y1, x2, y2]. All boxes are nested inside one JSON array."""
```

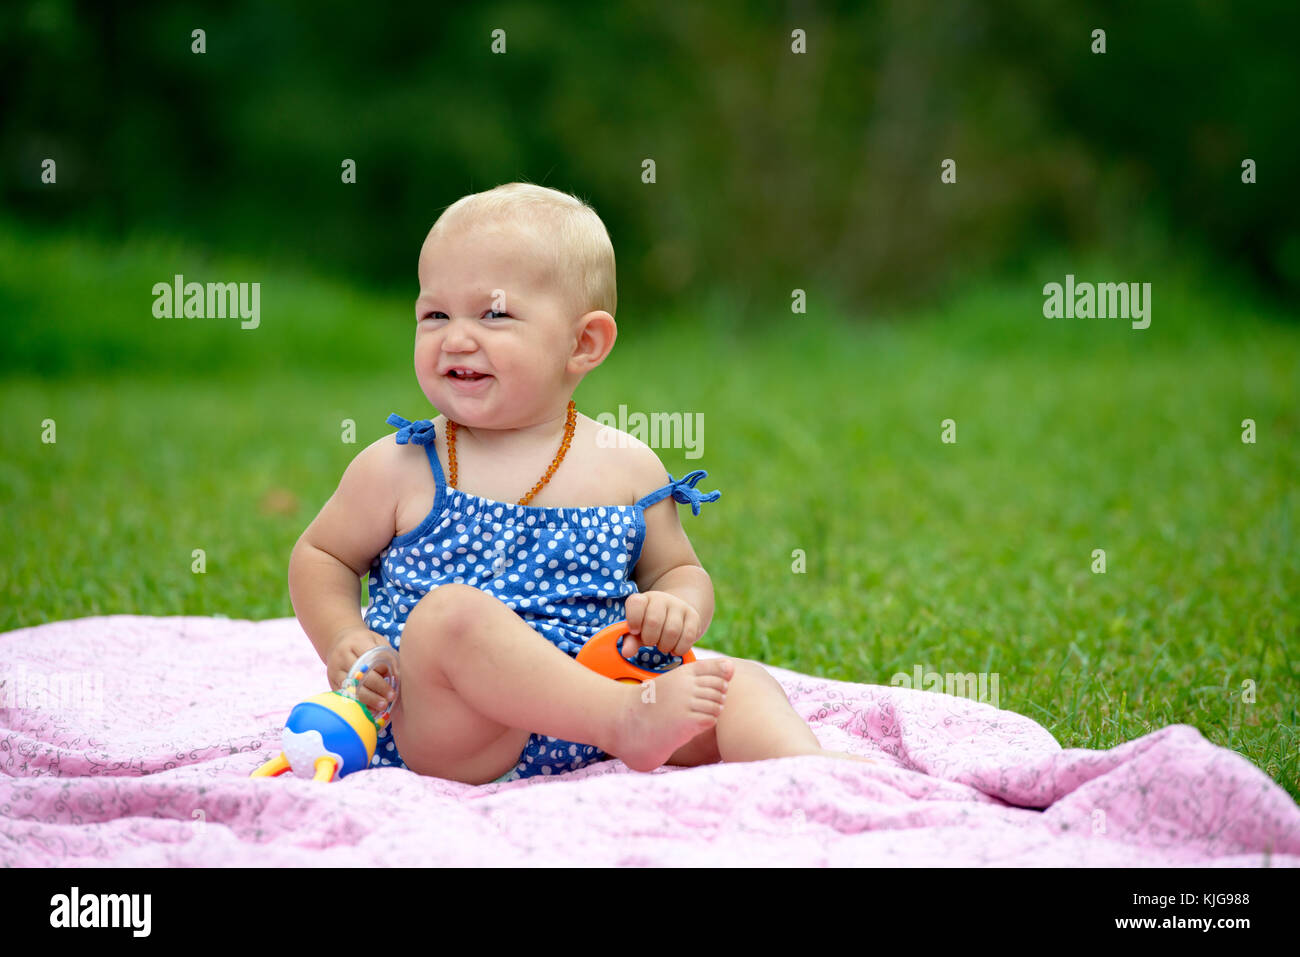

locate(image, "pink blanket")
[[2, 615, 1296, 866]]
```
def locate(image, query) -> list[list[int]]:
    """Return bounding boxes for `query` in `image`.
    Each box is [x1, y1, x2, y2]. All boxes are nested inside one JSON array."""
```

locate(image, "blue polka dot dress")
[[364, 413, 721, 782]]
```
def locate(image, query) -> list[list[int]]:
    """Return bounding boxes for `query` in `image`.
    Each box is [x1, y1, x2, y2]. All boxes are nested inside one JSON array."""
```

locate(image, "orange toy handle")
[[575, 619, 695, 685]]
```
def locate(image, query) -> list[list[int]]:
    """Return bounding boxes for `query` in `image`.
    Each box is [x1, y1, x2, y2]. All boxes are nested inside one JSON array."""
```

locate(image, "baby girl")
[[287, 182, 874, 784]]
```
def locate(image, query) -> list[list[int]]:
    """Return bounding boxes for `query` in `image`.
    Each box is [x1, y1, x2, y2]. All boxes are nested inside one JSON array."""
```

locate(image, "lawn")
[[1, 220, 1296, 800]]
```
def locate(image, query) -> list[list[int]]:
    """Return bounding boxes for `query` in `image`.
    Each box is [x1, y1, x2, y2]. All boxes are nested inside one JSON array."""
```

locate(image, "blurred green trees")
[[2, 0, 1296, 312]]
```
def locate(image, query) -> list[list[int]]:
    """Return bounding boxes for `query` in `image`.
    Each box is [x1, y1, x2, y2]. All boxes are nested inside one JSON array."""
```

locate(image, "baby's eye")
[[483, 310, 510, 319], [421, 312, 447, 321]]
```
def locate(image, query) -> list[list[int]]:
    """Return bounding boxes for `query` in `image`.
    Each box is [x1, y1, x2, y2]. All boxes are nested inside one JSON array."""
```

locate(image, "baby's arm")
[[625, 445, 716, 656], [288, 437, 400, 685]]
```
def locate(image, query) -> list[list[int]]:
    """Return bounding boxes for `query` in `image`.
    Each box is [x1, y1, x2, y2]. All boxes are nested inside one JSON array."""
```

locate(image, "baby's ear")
[[574, 311, 617, 367]]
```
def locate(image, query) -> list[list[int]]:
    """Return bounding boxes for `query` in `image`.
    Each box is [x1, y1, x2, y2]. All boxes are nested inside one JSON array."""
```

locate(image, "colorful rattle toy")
[[250, 644, 400, 783], [576, 619, 695, 683]]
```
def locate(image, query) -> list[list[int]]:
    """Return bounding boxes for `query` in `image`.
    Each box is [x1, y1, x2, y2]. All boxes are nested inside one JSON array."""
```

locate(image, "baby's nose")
[[443, 317, 483, 341]]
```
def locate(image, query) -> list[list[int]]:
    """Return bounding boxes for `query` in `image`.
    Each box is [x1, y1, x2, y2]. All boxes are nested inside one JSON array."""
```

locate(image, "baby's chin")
[[432, 389, 577, 427]]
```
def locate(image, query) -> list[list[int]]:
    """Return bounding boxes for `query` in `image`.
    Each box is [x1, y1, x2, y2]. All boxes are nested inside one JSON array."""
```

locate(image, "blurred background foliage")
[[2, 0, 1297, 337]]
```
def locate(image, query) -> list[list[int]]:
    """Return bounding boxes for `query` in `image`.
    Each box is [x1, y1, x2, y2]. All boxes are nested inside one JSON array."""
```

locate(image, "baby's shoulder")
[[378, 414, 448, 482], [581, 415, 670, 503], [348, 417, 438, 484]]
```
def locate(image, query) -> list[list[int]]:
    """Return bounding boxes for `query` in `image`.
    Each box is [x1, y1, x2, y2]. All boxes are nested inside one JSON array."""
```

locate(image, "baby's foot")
[[610, 658, 734, 772]]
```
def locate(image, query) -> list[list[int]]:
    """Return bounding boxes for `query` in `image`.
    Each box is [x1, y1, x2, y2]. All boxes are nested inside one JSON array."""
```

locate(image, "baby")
[[287, 182, 874, 784]]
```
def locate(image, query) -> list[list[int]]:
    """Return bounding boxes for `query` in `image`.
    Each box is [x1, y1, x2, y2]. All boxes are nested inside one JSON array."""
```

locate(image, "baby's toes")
[[695, 658, 734, 682], [694, 686, 726, 716], [696, 674, 729, 694]]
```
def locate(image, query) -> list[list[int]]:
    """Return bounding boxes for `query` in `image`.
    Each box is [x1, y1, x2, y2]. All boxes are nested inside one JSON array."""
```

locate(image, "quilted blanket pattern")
[[2, 615, 1296, 866]]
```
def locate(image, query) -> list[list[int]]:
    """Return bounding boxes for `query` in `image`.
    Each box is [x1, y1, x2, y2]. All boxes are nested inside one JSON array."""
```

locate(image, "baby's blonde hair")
[[428, 181, 617, 319]]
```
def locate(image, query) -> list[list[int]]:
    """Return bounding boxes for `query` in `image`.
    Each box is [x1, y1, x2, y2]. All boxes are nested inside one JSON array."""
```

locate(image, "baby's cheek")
[[413, 339, 439, 366]]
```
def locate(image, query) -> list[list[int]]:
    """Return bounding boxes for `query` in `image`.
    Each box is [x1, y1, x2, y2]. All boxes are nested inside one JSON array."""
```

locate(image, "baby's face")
[[414, 219, 581, 428]]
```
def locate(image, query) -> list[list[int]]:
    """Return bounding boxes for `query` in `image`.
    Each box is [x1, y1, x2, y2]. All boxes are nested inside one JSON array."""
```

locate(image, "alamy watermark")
[[595, 404, 704, 459], [1042, 274, 1150, 330], [152, 274, 260, 329], [1, 666, 105, 716], [890, 664, 1001, 708], [49, 886, 151, 937]]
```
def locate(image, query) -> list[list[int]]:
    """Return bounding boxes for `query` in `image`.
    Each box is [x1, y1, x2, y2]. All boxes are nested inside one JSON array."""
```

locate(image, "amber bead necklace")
[[445, 399, 576, 506]]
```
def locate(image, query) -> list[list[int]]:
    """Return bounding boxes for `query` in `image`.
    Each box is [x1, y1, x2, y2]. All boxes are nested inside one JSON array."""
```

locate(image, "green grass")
[[1, 219, 1297, 801]]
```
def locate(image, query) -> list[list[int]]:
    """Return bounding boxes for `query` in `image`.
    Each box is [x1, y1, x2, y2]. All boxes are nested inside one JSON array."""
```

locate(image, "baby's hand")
[[623, 591, 702, 661], [326, 626, 397, 716]]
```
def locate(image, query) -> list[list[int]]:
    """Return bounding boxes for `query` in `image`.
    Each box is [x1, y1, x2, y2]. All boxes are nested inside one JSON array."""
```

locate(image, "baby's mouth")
[[446, 369, 491, 381]]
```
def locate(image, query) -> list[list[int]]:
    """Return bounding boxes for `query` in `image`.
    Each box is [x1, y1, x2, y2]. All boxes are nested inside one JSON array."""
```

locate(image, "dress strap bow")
[[666, 470, 721, 516], [386, 414, 438, 447], [634, 468, 721, 516]]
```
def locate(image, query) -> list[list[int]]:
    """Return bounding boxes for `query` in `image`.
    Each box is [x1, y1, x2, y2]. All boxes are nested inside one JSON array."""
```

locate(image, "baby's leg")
[[668, 658, 876, 767], [391, 584, 734, 784]]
